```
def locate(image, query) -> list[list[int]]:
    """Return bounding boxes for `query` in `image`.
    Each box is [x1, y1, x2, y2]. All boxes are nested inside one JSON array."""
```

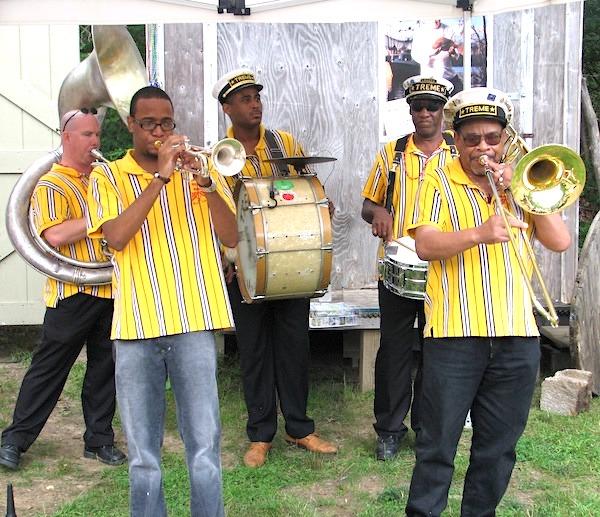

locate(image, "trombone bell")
[[511, 144, 586, 214]]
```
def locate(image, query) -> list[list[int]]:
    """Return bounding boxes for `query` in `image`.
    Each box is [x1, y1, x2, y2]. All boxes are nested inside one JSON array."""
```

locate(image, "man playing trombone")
[[405, 87, 571, 516], [87, 86, 237, 517]]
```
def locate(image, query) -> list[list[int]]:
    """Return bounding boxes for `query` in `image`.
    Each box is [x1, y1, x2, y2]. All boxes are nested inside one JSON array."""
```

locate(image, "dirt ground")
[[0, 357, 121, 515]]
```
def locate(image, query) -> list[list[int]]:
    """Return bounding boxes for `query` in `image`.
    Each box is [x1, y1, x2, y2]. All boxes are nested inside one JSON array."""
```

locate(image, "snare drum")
[[234, 175, 332, 303], [381, 238, 428, 300]]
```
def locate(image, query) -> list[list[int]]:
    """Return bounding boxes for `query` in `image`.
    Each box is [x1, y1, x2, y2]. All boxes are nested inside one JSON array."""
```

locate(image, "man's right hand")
[[224, 262, 236, 284], [370, 206, 394, 242], [476, 214, 528, 244], [156, 135, 187, 180]]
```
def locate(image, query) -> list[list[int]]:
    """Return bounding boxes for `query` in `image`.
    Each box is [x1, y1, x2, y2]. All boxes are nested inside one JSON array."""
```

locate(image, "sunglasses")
[[61, 107, 98, 132], [410, 101, 443, 112], [459, 131, 503, 147], [133, 118, 177, 132]]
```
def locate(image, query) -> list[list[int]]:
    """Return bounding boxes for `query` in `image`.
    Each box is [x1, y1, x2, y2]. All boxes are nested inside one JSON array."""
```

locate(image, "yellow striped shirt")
[[87, 150, 235, 340], [31, 164, 112, 307], [224, 125, 305, 190], [408, 157, 539, 338], [362, 134, 456, 262]]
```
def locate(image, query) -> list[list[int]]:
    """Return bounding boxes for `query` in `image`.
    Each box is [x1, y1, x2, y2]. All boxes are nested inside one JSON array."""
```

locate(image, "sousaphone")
[[5, 25, 147, 285]]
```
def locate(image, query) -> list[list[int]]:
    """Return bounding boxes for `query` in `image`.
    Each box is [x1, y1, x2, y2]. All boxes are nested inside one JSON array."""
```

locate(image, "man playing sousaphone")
[[213, 68, 337, 468], [405, 87, 572, 515], [361, 75, 457, 461]]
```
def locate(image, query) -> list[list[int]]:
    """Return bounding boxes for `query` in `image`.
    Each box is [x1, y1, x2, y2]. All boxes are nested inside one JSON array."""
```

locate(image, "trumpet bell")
[[211, 138, 246, 177], [511, 144, 586, 214]]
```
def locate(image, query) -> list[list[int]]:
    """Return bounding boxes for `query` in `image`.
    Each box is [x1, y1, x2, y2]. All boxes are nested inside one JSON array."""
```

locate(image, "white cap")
[[212, 68, 263, 103], [403, 75, 454, 103], [443, 87, 514, 129]]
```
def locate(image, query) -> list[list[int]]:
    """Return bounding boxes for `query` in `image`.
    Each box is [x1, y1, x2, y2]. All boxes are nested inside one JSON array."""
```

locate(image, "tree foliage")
[[79, 25, 146, 160], [583, 0, 600, 114]]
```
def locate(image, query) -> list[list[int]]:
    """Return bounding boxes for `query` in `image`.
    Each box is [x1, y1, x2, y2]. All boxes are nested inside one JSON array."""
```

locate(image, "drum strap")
[[384, 135, 409, 213], [442, 131, 459, 156], [264, 129, 290, 176], [384, 131, 458, 213]]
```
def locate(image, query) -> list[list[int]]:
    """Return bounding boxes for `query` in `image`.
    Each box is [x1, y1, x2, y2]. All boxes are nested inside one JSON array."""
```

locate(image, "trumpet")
[[154, 137, 246, 178], [479, 141, 585, 328]]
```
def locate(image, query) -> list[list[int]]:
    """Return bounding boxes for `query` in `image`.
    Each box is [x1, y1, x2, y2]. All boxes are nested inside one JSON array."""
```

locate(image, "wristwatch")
[[197, 178, 217, 193], [153, 172, 170, 184]]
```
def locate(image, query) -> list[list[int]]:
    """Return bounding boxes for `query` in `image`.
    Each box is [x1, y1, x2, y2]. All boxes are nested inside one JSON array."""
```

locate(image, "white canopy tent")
[[0, 0, 581, 24]]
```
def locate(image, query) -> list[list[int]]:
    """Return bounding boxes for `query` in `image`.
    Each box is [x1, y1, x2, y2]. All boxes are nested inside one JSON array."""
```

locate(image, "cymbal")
[[264, 156, 337, 167]]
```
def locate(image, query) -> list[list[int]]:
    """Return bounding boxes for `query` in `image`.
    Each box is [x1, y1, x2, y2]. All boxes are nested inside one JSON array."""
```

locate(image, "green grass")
[[11, 351, 598, 517]]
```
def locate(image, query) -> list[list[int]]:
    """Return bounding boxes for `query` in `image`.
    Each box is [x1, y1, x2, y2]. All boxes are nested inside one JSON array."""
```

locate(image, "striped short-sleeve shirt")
[[224, 125, 305, 190], [408, 157, 539, 338], [361, 134, 456, 262], [87, 150, 235, 340], [31, 163, 112, 307]]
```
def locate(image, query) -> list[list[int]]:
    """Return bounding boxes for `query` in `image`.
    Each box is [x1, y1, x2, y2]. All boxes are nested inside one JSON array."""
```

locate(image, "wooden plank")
[[164, 23, 205, 145], [570, 211, 600, 395], [532, 3, 571, 303], [358, 329, 380, 392]]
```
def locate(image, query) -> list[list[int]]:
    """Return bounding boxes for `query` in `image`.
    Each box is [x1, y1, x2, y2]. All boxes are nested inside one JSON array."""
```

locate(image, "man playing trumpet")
[[405, 87, 571, 516], [87, 86, 236, 517]]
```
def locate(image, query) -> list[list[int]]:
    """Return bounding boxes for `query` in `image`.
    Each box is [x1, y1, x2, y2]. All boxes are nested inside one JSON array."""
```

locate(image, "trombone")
[[154, 137, 246, 178], [479, 126, 586, 327]]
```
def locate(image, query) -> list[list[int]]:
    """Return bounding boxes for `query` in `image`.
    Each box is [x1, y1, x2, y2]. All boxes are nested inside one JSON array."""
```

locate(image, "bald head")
[[59, 110, 101, 174]]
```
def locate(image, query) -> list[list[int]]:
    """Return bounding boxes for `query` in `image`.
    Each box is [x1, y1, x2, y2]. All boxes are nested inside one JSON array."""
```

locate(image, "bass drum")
[[234, 175, 332, 303]]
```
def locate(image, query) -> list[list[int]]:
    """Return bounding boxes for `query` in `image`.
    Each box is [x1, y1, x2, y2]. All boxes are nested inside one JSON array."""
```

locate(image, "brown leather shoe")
[[243, 442, 272, 468], [285, 433, 337, 454]]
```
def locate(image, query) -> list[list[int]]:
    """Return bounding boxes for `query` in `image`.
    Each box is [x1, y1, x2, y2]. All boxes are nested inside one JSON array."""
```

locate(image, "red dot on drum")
[[282, 193, 294, 200]]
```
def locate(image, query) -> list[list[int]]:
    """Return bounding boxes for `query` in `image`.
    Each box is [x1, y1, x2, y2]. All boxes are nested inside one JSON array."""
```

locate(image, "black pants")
[[373, 281, 425, 439], [406, 336, 540, 517], [1, 293, 116, 451], [227, 281, 314, 442]]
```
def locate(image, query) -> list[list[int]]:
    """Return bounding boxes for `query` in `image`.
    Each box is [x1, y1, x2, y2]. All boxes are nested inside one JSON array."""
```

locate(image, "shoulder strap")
[[264, 129, 289, 176], [442, 131, 459, 156], [384, 135, 410, 213]]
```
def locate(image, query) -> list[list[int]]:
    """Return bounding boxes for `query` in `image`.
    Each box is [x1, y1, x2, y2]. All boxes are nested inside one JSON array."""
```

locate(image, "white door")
[[0, 24, 79, 324]]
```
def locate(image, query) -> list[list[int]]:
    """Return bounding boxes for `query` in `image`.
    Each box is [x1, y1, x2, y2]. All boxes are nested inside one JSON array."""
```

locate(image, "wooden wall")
[[163, 1, 584, 299], [215, 23, 379, 291], [493, 2, 583, 303]]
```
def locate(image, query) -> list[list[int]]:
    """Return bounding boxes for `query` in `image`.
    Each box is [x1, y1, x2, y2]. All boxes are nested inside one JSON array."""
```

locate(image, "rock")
[[540, 369, 593, 416]]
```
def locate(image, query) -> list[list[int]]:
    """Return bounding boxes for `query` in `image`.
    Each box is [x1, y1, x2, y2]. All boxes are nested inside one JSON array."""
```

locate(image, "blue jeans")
[[406, 336, 540, 517], [115, 332, 224, 517]]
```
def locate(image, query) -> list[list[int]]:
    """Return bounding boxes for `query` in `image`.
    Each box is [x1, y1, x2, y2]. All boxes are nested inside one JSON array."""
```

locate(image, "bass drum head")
[[235, 180, 260, 301]]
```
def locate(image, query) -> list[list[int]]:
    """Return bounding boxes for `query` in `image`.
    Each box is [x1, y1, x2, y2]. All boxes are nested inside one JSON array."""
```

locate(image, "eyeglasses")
[[61, 107, 98, 132], [133, 118, 176, 132], [459, 131, 503, 147], [410, 101, 443, 113]]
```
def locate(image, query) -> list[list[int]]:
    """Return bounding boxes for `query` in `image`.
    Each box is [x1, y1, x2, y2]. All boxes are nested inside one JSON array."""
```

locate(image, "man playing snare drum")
[[361, 75, 457, 461], [212, 69, 337, 468]]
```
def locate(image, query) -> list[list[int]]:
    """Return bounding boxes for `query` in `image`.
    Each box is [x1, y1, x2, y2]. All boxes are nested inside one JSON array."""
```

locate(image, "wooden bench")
[[215, 288, 383, 393]]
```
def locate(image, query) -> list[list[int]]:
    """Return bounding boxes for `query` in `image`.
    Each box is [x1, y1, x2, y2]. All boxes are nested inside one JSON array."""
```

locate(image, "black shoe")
[[376, 435, 402, 461], [0, 444, 21, 470], [84, 445, 127, 466]]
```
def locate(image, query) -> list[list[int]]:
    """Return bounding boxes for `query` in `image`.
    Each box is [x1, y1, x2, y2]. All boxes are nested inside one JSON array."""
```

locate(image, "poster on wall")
[[381, 16, 487, 140]]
